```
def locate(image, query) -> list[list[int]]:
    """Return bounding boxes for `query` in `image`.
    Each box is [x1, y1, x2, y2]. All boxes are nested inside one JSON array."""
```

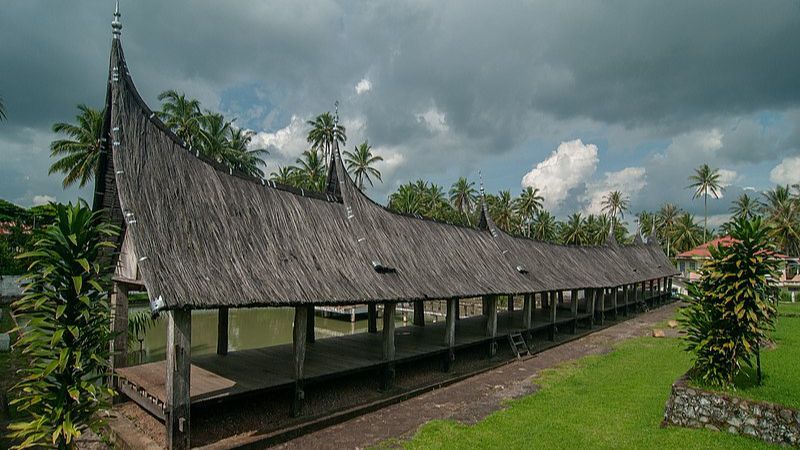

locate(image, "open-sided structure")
[[95, 8, 677, 449]]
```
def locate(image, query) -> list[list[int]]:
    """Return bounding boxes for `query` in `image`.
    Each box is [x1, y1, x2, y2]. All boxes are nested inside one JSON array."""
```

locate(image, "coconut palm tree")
[[601, 190, 630, 235], [157, 90, 202, 148], [291, 149, 327, 191], [489, 190, 516, 232], [514, 187, 544, 236], [226, 127, 268, 178], [388, 184, 423, 215], [270, 166, 296, 185], [729, 192, 761, 221], [343, 140, 383, 190], [657, 203, 681, 256], [531, 211, 558, 242], [687, 164, 724, 241], [449, 177, 478, 224], [636, 211, 655, 238], [560, 213, 588, 245], [762, 185, 800, 256], [672, 213, 703, 253], [307, 112, 346, 164], [586, 214, 611, 245], [48, 105, 104, 188]]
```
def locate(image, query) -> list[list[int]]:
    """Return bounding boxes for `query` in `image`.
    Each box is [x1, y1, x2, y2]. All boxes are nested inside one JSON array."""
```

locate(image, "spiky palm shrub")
[[8, 202, 118, 449], [681, 217, 779, 387]]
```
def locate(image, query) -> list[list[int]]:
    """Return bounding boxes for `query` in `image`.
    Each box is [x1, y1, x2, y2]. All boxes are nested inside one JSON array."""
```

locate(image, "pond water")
[[128, 305, 424, 364]]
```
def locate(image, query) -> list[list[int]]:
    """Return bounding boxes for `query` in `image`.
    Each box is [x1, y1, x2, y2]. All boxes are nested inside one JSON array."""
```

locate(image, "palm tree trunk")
[[703, 190, 708, 242]]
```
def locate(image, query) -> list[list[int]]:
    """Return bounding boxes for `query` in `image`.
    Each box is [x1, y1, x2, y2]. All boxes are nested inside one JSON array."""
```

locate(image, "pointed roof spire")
[[111, 1, 122, 39], [325, 101, 343, 197], [648, 223, 661, 246]]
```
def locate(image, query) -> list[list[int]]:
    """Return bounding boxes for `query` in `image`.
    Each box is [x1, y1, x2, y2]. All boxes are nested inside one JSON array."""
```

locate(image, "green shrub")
[[7, 202, 118, 449], [681, 217, 779, 387]]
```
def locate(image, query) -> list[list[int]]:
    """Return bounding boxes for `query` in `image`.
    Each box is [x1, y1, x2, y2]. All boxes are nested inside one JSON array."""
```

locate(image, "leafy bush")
[[7, 202, 118, 449], [681, 217, 779, 387]]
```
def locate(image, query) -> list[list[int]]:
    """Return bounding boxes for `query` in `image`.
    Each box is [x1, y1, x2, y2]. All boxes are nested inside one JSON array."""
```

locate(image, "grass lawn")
[[400, 322, 783, 449], [696, 303, 800, 409]]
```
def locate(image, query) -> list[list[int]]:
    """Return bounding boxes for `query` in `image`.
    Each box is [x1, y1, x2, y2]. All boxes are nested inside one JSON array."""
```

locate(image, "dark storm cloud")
[[1, 0, 799, 206]]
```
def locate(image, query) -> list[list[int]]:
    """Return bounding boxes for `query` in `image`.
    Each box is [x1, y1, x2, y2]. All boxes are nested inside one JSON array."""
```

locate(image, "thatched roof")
[[94, 38, 676, 312]]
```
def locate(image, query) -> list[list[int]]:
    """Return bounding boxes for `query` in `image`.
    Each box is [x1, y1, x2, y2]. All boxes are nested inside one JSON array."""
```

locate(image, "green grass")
[[695, 310, 800, 409], [778, 301, 800, 316], [401, 335, 778, 449]]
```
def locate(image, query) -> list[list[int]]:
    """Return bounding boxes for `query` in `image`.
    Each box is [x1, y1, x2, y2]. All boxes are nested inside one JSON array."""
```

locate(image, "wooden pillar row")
[[292, 306, 307, 417], [444, 298, 457, 371], [166, 309, 192, 450]]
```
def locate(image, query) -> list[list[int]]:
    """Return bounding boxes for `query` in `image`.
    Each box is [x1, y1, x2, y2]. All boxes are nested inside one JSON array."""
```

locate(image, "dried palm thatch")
[[95, 39, 676, 312]]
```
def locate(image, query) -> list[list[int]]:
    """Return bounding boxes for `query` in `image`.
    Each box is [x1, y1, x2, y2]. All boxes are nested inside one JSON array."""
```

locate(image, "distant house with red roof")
[[675, 236, 800, 299]]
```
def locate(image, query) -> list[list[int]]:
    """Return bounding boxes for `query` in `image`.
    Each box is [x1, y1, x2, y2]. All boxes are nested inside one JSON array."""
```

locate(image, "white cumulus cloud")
[[355, 78, 372, 95], [770, 156, 800, 185], [249, 115, 308, 163], [32, 194, 56, 206], [582, 167, 647, 215], [521, 139, 599, 210], [416, 108, 448, 133]]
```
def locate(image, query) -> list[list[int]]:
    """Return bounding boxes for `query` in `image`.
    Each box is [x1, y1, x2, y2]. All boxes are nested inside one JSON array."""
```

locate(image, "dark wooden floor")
[[116, 294, 665, 419]]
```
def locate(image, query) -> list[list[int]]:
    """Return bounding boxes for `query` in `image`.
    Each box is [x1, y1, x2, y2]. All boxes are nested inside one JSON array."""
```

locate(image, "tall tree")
[[343, 140, 383, 190], [48, 104, 104, 188], [514, 187, 544, 236], [388, 184, 423, 215], [307, 112, 346, 164], [269, 166, 296, 185], [157, 90, 202, 148], [226, 127, 268, 178], [729, 192, 762, 221], [560, 213, 588, 246], [291, 149, 327, 191], [672, 213, 703, 253], [601, 190, 630, 235], [687, 164, 724, 241], [531, 211, 558, 242], [449, 177, 478, 224], [657, 203, 681, 256], [488, 190, 517, 232], [762, 185, 800, 256]]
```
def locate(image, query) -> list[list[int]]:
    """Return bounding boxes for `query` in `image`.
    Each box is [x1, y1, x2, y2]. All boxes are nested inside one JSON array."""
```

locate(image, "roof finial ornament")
[[111, 1, 122, 39], [478, 170, 485, 197], [333, 100, 339, 131]]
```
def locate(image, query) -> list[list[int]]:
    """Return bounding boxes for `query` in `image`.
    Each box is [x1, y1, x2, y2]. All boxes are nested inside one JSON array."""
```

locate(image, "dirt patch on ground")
[[275, 303, 681, 450]]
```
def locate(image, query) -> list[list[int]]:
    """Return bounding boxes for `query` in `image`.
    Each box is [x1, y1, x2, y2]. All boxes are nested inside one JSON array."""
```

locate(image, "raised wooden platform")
[[115, 305, 592, 419]]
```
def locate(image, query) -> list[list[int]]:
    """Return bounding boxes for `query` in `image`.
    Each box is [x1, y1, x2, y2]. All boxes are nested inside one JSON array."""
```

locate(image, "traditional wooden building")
[[94, 7, 677, 449]]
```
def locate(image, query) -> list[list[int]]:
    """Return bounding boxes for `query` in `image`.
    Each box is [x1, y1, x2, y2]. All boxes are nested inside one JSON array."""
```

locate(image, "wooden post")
[[649, 280, 655, 305], [217, 306, 229, 355], [621, 285, 628, 317], [570, 289, 578, 333], [306, 305, 315, 343], [292, 306, 308, 416], [522, 294, 532, 331], [413, 300, 425, 326], [485, 295, 498, 357], [548, 291, 557, 341], [667, 277, 673, 299], [368, 303, 378, 333], [611, 287, 618, 320], [444, 298, 457, 371], [507, 295, 514, 312], [382, 302, 396, 389], [110, 283, 129, 371], [166, 308, 191, 450], [585, 289, 594, 328]]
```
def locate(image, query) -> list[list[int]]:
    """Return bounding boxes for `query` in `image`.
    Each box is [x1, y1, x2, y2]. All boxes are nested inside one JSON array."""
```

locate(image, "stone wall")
[[0, 275, 23, 303], [663, 374, 800, 446]]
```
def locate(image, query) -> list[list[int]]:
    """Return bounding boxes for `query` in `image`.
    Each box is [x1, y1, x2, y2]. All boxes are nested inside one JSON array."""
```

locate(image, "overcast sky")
[[1, 0, 799, 228]]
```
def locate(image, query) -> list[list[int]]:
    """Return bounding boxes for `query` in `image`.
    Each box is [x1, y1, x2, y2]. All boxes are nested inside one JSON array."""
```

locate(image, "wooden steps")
[[508, 332, 529, 359]]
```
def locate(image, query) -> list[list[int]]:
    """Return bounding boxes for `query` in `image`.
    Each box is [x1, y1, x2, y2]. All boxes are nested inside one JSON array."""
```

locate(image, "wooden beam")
[[292, 305, 307, 416], [485, 295, 497, 357], [413, 300, 425, 326], [611, 287, 618, 320], [217, 306, 228, 356], [166, 308, 191, 450], [367, 303, 378, 333], [110, 283, 129, 371]]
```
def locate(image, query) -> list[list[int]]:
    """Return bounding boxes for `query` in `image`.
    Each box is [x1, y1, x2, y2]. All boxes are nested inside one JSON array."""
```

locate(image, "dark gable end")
[[100, 38, 678, 312]]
